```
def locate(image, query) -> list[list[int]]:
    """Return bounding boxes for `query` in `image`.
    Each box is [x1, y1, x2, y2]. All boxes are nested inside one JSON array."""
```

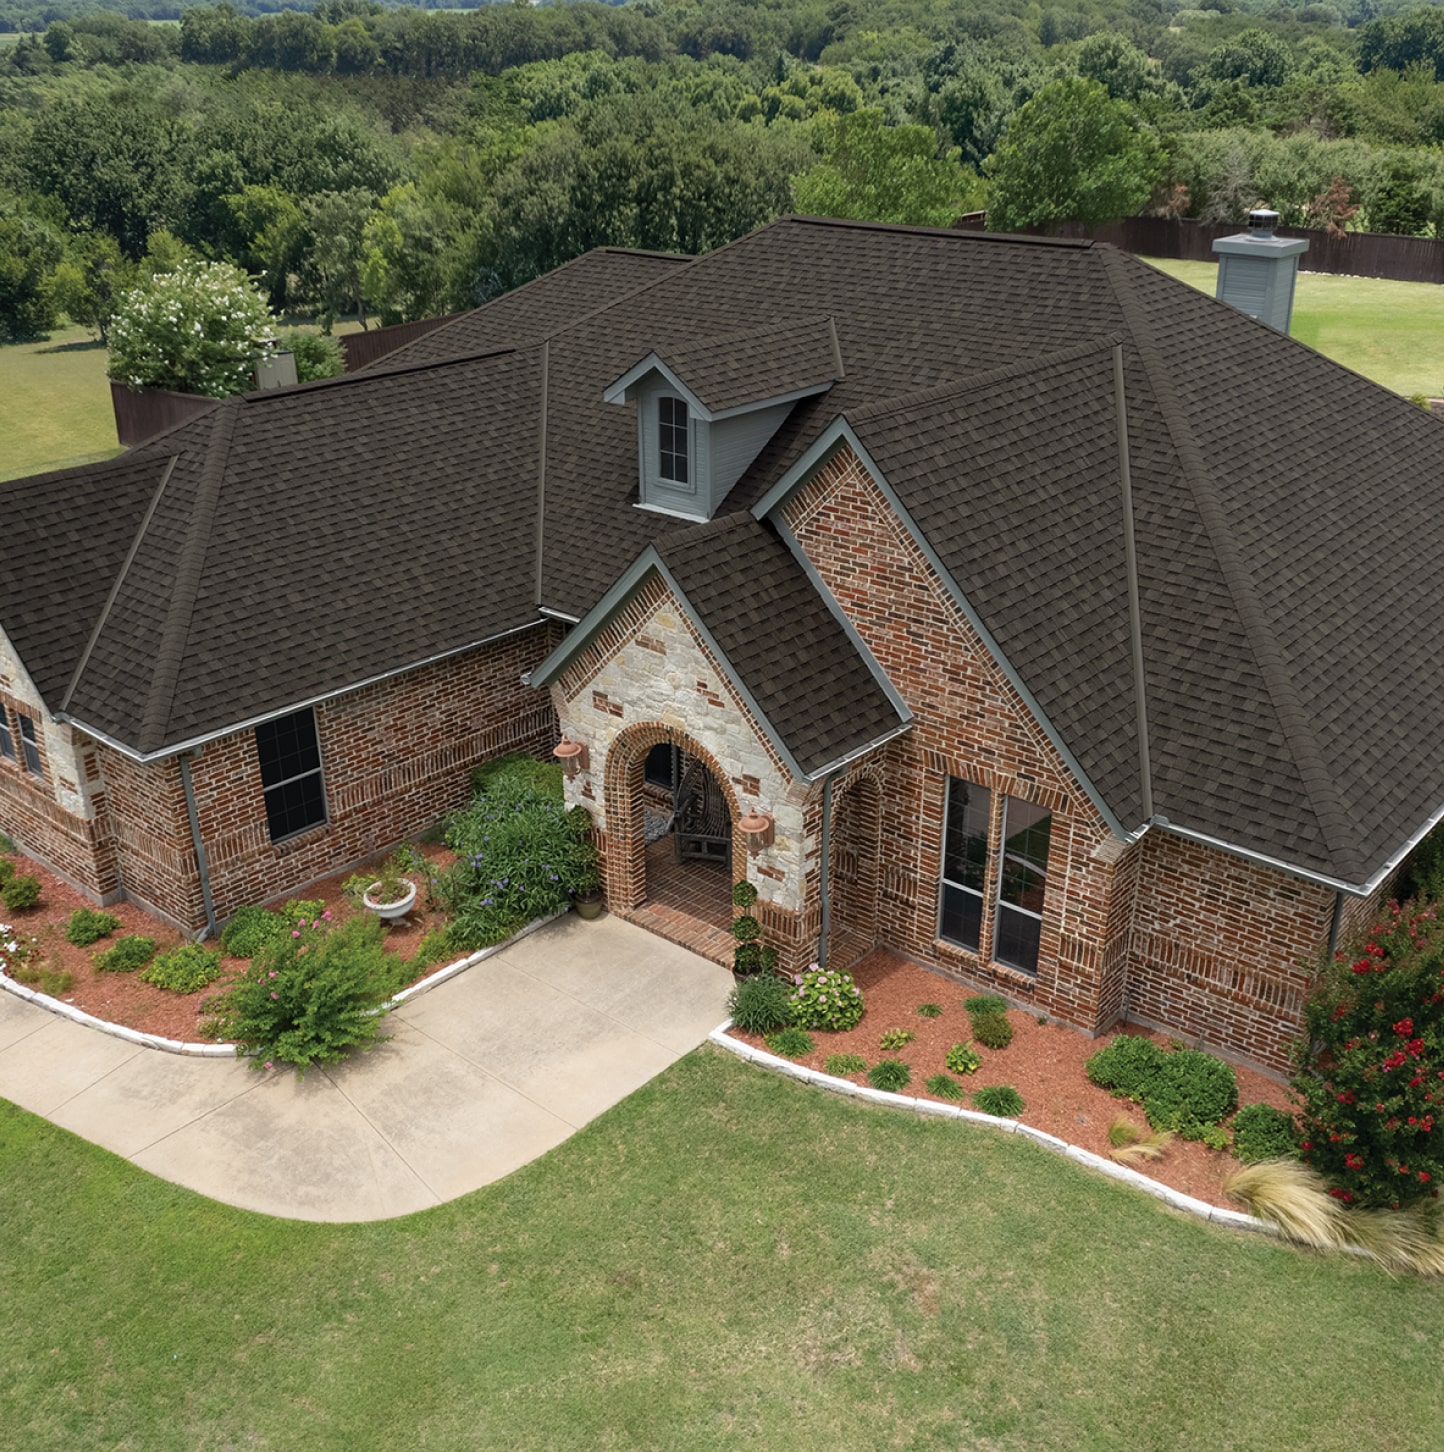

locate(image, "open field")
[[0, 324, 120, 481], [2, 1045, 1441, 1451], [1140, 256, 1444, 398]]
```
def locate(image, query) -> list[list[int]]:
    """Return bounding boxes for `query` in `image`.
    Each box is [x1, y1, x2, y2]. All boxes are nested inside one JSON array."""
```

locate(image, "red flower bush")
[[1293, 900, 1444, 1208]]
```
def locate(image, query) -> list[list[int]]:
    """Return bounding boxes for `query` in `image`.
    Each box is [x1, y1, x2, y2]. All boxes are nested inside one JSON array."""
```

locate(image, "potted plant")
[[361, 858, 416, 924], [571, 864, 604, 921]]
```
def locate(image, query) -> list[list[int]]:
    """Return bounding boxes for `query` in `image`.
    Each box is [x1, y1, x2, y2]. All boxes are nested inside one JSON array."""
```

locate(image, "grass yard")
[[2, 1047, 1441, 1451], [0, 324, 120, 481], [1141, 256, 1444, 398]]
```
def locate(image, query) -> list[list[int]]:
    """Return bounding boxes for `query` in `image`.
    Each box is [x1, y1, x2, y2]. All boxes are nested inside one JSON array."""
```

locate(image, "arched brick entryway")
[[828, 774, 882, 969], [601, 722, 750, 958]]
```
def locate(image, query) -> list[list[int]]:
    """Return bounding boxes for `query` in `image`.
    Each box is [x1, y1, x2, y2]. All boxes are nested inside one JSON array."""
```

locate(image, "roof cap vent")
[[1247, 208, 1280, 238]]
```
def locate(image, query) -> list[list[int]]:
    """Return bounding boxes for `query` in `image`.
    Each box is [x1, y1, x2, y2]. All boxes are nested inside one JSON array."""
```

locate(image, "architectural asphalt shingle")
[[5, 214, 1442, 890]]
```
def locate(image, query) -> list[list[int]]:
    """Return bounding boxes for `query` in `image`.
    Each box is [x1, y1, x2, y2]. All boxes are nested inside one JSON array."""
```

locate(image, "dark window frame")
[[17, 713, 43, 777], [254, 707, 328, 844], [0, 707, 14, 764], [657, 394, 690, 487], [992, 795, 1051, 976], [938, 777, 991, 954]]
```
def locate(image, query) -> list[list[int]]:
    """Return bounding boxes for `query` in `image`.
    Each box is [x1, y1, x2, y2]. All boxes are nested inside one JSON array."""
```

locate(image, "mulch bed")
[[725, 948, 1296, 1211], [0, 844, 457, 1044]]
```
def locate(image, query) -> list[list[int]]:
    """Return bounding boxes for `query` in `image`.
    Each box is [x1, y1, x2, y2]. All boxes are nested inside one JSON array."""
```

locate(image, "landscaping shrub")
[[38, 968, 72, 996], [823, 1053, 867, 1076], [1087, 1035, 1238, 1140], [732, 880, 758, 909], [974, 1084, 1025, 1117], [964, 995, 1008, 1017], [925, 1073, 964, 1101], [411, 929, 455, 970], [1293, 900, 1444, 1207], [971, 1012, 1014, 1050], [212, 915, 403, 1075], [220, 900, 327, 960], [1233, 1103, 1300, 1164], [945, 1042, 982, 1075], [728, 973, 793, 1034], [1, 874, 41, 912], [0, 857, 13, 884], [731, 914, 762, 943], [916, 1002, 942, 1018], [868, 1058, 912, 1093], [765, 1026, 815, 1059], [141, 943, 224, 994], [879, 1027, 914, 1050], [64, 908, 121, 946], [788, 964, 865, 1032], [443, 756, 597, 949], [94, 935, 157, 973]]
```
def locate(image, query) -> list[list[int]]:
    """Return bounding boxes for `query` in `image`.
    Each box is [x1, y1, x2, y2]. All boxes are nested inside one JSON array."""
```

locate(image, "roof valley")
[[1098, 247, 1364, 881], [138, 401, 238, 755]]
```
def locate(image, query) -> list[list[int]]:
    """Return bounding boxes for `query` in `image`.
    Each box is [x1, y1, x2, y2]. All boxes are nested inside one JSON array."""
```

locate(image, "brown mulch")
[[726, 948, 1296, 1211], [0, 844, 457, 1043]]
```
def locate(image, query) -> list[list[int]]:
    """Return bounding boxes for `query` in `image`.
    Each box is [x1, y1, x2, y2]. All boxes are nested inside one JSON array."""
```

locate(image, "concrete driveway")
[[0, 914, 732, 1221]]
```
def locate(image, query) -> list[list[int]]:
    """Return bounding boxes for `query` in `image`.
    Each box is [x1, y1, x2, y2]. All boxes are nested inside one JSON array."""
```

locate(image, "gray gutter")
[[818, 774, 834, 966], [60, 617, 550, 765]]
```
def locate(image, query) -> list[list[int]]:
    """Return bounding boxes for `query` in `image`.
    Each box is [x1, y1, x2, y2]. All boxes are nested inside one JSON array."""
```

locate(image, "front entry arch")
[[602, 722, 747, 940]]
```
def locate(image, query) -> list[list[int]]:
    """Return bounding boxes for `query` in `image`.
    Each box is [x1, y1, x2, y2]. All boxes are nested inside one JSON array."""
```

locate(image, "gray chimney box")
[[1212, 209, 1309, 334]]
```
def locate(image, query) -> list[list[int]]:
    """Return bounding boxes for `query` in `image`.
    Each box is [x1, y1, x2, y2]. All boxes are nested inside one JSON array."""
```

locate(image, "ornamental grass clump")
[[765, 1026, 815, 1059], [974, 1084, 1025, 1118], [788, 964, 865, 1032], [211, 914, 403, 1076], [868, 1058, 911, 1093], [879, 1027, 915, 1051], [824, 1053, 868, 1076], [1107, 1116, 1173, 1164], [442, 755, 598, 950], [728, 972, 793, 1034], [925, 1073, 964, 1101], [64, 908, 121, 947], [1292, 899, 1444, 1208]]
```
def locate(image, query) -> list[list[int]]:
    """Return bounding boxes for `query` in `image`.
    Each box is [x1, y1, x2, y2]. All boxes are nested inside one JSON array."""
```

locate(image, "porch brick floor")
[[628, 837, 734, 967]]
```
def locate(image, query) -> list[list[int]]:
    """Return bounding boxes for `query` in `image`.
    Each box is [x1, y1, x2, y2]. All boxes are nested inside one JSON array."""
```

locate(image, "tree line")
[[8, 0, 1444, 344]]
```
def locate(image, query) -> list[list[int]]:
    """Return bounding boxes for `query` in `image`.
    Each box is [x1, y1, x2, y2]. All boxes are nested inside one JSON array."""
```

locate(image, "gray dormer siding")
[[633, 374, 793, 520]]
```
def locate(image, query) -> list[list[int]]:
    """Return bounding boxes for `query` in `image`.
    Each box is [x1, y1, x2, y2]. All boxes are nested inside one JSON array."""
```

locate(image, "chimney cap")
[[1247, 208, 1280, 235]]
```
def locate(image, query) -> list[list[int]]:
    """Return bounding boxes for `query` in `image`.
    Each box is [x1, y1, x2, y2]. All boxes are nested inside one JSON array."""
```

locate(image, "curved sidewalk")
[[0, 914, 732, 1222]]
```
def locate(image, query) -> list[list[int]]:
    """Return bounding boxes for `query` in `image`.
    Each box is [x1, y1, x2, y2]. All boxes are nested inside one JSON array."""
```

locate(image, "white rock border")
[[708, 1021, 1275, 1238], [0, 909, 568, 1057]]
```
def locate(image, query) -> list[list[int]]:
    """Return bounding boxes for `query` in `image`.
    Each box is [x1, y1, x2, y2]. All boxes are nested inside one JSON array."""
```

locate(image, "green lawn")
[[1140, 256, 1444, 398], [0, 324, 121, 481], [2, 1047, 1440, 1451]]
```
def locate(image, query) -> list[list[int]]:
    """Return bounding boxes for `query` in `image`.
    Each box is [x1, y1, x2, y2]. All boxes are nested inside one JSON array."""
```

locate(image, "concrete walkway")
[[0, 914, 732, 1222]]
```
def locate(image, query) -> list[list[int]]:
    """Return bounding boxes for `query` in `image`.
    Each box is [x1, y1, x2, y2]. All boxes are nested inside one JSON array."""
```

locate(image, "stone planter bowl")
[[363, 878, 417, 924]]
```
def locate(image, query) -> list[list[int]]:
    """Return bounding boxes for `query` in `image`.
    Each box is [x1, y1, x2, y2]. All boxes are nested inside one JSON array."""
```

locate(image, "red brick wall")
[[784, 448, 1130, 1034], [96, 746, 200, 926], [191, 625, 560, 924]]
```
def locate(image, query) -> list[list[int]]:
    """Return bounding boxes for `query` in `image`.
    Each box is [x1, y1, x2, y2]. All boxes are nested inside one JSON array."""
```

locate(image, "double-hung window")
[[938, 778, 1052, 976], [0, 708, 14, 764], [658, 396, 689, 485], [255, 708, 327, 843], [17, 714, 43, 777]]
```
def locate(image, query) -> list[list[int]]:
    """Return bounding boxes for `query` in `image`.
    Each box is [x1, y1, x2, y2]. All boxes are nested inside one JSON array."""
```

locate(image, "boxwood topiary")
[[1231, 1102, 1300, 1164], [727, 972, 793, 1034], [731, 914, 762, 943], [732, 879, 758, 909], [971, 1012, 1014, 1049]]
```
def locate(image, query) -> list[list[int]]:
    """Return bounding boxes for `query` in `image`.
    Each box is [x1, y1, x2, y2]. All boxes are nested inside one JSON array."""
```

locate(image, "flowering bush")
[[442, 756, 597, 950], [788, 963, 865, 1032], [0, 921, 37, 978], [213, 913, 402, 1075], [1293, 901, 1444, 1207], [220, 899, 327, 960], [107, 260, 276, 398]]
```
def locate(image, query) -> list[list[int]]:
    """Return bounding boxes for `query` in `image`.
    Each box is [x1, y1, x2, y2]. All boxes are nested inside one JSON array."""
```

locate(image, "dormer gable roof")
[[602, 314, 842, 420]]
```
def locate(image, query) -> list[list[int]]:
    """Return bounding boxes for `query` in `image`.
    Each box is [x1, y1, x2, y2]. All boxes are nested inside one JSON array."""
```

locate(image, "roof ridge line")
[[138, 400, 238, 754], [1098, 246, 1364, 880], [845, 336, 1121, 425], [783, 213, 1095, 247], [59, 455, 179, 715]]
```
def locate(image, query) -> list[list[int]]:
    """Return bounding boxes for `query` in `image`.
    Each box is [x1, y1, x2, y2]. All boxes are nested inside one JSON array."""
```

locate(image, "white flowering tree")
[[107, 260, 277, 398]]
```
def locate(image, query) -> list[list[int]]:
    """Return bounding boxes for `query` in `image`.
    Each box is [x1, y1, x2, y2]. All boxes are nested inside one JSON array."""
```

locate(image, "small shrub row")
[[1086, 1034, 1238, 1140]]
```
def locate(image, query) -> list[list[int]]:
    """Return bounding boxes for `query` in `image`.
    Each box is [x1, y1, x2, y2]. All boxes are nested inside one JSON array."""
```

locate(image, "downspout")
[[1326, 888, 1344, 959], [818, 775, 834, 968], [179, 750, 217, 941]]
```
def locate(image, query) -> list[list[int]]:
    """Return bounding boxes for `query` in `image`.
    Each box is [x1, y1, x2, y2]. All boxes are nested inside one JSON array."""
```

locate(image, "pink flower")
[[271, 991, 279, 999], [322, 911, 332, 921], [268, 971, 277, 979], [264, 1061, 273, 1070], [291, 930, 301, 939]]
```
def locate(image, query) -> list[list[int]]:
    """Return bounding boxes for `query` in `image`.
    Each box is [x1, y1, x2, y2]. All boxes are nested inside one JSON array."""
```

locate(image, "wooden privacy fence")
[[109, 380, 215, 449], [338, 312, 466, 372], [956, 214, 1444, 285]]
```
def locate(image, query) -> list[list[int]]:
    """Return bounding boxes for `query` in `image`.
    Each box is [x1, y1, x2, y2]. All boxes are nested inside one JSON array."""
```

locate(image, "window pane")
[[0, 713, 13, 761], [943, 778, 990, 891], [995, 903, 1042, 975], [255, 709, 321, 788], [18, 715, 42, 777], [644, 744, 675, 790], [263, 773, 326, 842], [658, 396, 688, 484], [940, 882, 982, 952], [998, 796, 1050, 915]]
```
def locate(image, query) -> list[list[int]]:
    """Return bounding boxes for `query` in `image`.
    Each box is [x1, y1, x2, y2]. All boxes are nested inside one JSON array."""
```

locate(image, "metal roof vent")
[[1212, 208, 1308, 335]]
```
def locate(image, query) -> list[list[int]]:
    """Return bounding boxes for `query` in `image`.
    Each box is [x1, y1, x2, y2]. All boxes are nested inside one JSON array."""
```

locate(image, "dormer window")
[[658, 396, 690, 486]]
